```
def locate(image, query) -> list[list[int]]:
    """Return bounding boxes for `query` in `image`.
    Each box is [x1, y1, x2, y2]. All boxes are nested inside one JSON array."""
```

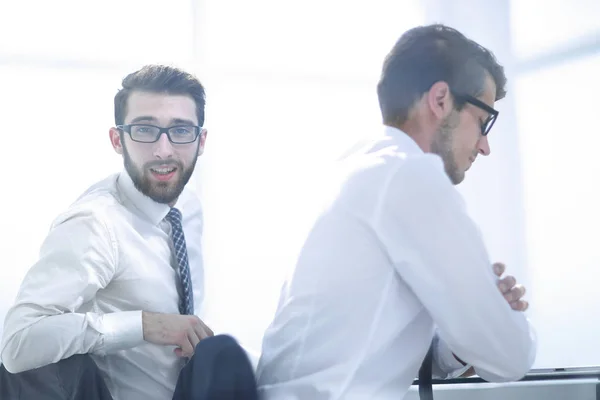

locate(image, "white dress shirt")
[[256, 126, 536, 400], [0, 171, 205, 400]]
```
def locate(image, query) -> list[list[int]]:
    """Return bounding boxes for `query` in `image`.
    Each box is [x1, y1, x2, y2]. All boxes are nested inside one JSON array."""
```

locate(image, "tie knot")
[[166, 207, 183, 226]]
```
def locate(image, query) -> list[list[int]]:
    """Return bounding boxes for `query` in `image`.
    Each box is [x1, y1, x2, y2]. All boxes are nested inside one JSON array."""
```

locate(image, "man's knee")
[[192, 334, 252, 369], [195, 334, 239, 354], [58, 354, 100, 377], [180, 335, 257, 399]]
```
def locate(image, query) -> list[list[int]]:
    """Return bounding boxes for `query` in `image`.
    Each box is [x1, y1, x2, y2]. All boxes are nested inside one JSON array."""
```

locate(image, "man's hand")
[[142, 312, 214, 358], [453, 263, 529, 375], [493, 262, 529, 311]]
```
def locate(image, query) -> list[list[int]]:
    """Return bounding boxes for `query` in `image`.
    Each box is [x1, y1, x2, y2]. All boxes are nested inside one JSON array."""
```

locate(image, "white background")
[[0, 0, 599, 371]]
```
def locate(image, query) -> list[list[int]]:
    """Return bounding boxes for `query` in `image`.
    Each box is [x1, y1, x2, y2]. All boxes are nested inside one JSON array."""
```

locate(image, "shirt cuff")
[[95, 310, 145, 354], [433, 336, 472, 379]]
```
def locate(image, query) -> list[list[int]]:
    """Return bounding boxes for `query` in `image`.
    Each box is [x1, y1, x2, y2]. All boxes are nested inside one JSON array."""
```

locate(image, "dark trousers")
[[0, 335, 258, 400]]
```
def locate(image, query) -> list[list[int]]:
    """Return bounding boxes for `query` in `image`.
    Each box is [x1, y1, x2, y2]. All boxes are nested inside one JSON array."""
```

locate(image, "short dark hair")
[[114, 65, 206, 127], [377, 24, 507, 126]]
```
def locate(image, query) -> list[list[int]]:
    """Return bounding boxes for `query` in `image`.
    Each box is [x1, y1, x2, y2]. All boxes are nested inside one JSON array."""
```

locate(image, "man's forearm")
[[1, 309, 144, 374]]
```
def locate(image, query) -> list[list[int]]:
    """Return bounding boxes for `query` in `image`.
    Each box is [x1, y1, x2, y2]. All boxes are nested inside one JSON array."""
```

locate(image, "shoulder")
[[380, 153, 468, 218], [387, 152, 449, 187], [338, 144, 448, 198], [36, 175, 123, 270], [49, 174, 124, 235], [335, 147, 467, 219]]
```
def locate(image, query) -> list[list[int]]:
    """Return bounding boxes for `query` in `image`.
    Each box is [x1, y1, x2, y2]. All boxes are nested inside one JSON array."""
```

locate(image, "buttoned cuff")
[[95, 310, 145, 354]]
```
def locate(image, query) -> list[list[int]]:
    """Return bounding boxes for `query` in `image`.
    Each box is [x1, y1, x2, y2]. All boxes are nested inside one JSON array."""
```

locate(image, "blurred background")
[[0, 0, 599, 375]]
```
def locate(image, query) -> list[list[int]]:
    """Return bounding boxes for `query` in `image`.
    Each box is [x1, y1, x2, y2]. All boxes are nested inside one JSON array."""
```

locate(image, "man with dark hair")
[[377, 24, 506, 185], [256, 24, 536, 399], [0, 65, 257, 400]]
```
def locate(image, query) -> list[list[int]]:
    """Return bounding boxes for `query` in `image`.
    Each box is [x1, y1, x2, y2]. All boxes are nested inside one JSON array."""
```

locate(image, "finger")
[[174, 346, 195, 358], [191, 316, 214, 339], [493, 263, 505, 277], [510, 300, 529, 312], [503, 284, 526, 303], [178, 336, 195, 358], [504, 285, 525, 302], [193, 324, 208, 342], [188, 316, 213, 340], [193, 321, 213, 340], [497, 276, 516, 293], [188, 326, 201, 349], [199, 320, 214, 338]]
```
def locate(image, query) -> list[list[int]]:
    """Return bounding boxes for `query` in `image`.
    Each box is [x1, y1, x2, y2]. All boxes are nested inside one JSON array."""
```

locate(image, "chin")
[[149, 190, 180, 205], [449, 171, 466, 185]]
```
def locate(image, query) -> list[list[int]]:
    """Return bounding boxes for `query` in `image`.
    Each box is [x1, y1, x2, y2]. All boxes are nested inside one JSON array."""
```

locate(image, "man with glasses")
[[256, 24, 536, 399], [0, 65, 257, 400]]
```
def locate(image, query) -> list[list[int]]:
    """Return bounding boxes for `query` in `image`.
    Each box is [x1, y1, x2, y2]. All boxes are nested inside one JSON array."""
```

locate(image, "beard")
[[431, 110, 463, 185], [122, 141, 199, 205]]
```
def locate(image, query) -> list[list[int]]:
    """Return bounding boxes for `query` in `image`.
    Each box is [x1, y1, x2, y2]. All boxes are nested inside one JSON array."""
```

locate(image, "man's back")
[[257, 125, 535, 399], [257, 128, 442, 399]]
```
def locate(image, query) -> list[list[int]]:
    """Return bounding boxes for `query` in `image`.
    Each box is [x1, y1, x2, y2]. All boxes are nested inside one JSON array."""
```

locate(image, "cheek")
[[454, 120, 479, 161], [457, 112, 480, 139], [180, 144, 200, 162], [125, 144, 151, 167]]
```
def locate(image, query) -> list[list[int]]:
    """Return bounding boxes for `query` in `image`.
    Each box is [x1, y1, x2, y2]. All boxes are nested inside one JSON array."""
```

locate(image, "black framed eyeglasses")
[[451, 92, 499, 136], [117, 124, 201, 144]]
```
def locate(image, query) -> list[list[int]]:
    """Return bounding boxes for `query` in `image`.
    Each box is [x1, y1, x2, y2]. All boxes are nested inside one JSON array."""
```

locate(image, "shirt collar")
[[117, 170, 171, 226], [383, 125, 424, 155]]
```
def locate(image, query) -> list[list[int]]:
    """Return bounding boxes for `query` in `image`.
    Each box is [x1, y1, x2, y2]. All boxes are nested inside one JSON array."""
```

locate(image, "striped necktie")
[[166, 208, 194, 315]]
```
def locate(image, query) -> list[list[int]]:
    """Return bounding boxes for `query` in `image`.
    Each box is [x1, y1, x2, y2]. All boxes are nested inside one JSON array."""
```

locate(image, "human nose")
[[478, 135, 490, 156], [153, 132, 174, 159]]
